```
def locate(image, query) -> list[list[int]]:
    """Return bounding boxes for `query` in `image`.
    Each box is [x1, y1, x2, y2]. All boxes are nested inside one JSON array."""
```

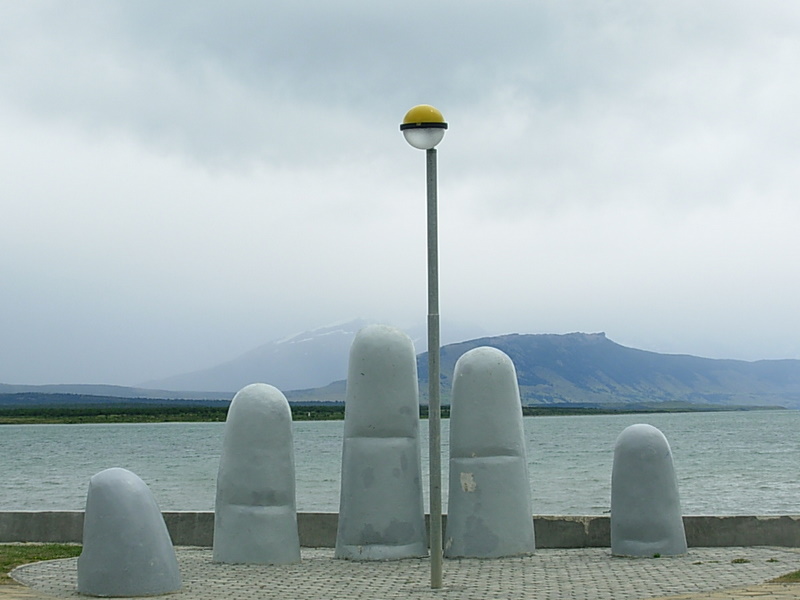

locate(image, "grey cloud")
[[2, 1, 800, 384], [6, 1, 797, 175]]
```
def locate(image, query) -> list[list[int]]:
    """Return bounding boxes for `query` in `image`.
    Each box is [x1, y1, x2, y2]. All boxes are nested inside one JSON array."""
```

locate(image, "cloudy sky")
[[2, 1, 800, 386]]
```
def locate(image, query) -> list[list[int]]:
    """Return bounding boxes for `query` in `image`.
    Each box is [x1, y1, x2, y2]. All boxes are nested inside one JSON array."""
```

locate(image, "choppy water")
[[2, 411, 798, 515]]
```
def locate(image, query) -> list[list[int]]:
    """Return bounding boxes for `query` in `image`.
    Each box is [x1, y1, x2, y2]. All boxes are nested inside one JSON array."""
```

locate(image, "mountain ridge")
[[3, 330, 800, 409], [421, 332, 800, 408]]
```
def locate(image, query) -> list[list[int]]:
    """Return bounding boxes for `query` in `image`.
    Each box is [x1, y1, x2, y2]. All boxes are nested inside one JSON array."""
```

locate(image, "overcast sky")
[[2, 1, 800, 386]]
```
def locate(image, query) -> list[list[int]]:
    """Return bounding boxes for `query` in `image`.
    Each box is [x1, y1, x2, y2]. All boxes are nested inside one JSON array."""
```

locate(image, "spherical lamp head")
[[400, 104, 448, 150]]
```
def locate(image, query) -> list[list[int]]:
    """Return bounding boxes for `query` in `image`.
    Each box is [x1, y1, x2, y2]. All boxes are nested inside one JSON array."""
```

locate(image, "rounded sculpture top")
[[228, 383, 291, 423], [400, 104, 448, 149], [449, 346, 526, 458], [615, 423, 672, 456], [343, 324, 419, 438]]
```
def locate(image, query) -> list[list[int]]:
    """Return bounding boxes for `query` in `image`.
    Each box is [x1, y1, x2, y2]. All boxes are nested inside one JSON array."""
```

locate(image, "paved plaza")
[[5, 546, 800, 600]]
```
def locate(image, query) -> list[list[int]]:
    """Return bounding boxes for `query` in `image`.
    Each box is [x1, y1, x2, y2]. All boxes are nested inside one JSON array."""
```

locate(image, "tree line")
[[0, 401, 723, 425], [0, 404, 346, 424]]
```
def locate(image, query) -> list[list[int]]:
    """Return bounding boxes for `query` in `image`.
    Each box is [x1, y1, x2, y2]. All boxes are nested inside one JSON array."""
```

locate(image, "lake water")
[[2, 411, 798, 515]]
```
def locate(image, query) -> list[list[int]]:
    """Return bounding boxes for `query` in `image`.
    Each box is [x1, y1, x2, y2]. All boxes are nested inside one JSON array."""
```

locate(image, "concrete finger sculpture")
[[611, 423, 688, 557], [335, 324, 427, 560], [445, 346, 536, 558], [213, 383, 300, 564], [77, 467, 182, 597]]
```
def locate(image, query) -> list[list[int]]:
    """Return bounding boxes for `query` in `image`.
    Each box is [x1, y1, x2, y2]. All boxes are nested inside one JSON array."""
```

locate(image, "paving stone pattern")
[[9, 547, 800, 600]]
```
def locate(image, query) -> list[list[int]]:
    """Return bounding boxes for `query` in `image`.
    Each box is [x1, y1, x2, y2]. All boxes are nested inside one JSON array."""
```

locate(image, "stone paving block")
[[8, 547, 800, 600]]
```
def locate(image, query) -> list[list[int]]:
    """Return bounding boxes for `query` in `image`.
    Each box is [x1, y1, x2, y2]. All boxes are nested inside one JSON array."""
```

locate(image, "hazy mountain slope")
[[141, 318, 487, 394], [141, 320, 372, 393], [0, 383, 232, 401]]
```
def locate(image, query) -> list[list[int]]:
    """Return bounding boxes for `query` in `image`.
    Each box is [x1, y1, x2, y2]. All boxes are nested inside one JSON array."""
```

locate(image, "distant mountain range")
[[3, 325, 800, 409]]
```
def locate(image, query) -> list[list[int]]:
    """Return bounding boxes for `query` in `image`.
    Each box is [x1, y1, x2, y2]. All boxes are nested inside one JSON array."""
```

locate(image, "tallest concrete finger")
[[335, 324, 427, 560]]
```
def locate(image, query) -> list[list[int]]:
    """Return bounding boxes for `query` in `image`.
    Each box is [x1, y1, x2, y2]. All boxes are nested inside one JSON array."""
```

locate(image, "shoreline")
[[0, 404, 785, 425]]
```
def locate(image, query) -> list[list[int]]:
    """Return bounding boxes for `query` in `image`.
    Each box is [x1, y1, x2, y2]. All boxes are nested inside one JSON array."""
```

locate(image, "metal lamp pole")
[[400, 104, 448, 590], [425, 144, 442, 590]]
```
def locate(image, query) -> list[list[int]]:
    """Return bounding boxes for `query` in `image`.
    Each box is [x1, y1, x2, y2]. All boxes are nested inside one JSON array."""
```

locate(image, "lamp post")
[[400, 104, 448, 589]]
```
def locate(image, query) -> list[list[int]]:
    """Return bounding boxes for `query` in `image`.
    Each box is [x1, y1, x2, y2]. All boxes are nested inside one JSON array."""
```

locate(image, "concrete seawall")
[[2, 512, 800, 548]]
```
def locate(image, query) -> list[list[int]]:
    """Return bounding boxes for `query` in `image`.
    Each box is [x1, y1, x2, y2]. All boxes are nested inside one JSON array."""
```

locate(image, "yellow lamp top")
[[400, 104, 448, 130]]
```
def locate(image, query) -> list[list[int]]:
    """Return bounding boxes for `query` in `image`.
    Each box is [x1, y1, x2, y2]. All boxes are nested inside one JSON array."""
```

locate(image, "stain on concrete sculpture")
[[445, 346, 536, 558], [213, 383, 300, 564], [611, 423, 688, 557], [335, 324, 427, 560], [77, 467, 181, 597]]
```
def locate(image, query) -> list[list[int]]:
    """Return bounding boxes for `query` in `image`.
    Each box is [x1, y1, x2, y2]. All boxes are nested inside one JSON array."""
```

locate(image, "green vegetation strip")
[[1, 544, 82, 584], [773, 570, 800, 583], [0, 402, 758, 425], [0, 404, 346, 424]]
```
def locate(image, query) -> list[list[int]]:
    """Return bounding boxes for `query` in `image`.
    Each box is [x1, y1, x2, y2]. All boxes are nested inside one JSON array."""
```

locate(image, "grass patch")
[[772, 569, 800, 584], [1, 544, 81, 585], [731, 557, 751, 564]]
